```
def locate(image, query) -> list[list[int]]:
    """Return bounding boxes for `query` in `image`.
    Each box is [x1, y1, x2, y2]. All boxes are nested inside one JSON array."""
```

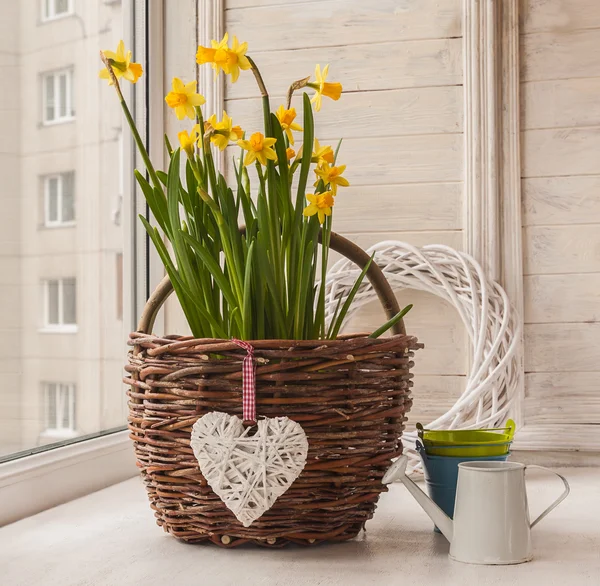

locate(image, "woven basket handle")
[[137, 230, 405, 336]]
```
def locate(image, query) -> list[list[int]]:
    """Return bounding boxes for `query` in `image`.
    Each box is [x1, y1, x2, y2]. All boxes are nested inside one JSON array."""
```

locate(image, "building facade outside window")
[[42, 69, 74, 124], [0, 0, 138, 461], [42, 0, 73, 22], [43, 278, 77, 332], [42, 382, 76, 438], [44, 172, 75, 226]]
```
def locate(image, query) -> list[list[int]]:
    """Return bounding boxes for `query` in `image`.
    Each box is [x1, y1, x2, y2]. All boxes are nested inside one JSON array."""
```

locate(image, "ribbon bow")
[[231, 339, 256, 423]]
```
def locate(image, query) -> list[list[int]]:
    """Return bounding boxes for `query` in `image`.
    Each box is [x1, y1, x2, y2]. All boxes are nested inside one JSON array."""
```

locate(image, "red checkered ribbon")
[[231, 338, 256, 423]]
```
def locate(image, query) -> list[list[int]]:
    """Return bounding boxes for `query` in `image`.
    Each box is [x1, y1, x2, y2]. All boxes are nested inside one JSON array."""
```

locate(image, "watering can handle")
[[525, 464, 570, 529]]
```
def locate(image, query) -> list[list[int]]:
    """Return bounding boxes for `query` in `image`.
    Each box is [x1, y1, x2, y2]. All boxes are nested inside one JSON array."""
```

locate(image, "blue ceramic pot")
[[416, 440, 510, 532]]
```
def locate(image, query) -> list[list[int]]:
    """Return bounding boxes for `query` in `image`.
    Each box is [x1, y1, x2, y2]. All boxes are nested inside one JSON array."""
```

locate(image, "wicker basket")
[[124, 232, 421, 547]]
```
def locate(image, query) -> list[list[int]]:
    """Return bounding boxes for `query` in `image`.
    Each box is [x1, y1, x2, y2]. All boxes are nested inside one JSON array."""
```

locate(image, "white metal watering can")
[[383, 456, 570, 565]]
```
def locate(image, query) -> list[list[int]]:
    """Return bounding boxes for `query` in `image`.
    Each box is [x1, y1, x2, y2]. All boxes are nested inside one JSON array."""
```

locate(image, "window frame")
[[42, 382, 77, 439], [43, 172, 76, 227], [41, 68, 74, 125], [41, 278, 78, 333], [41, 0, 74, 23]]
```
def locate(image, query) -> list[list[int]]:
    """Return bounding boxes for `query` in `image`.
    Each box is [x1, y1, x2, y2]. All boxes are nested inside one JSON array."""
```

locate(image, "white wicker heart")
[[324, 241, 521, 469], [190, 411, 309, 527]]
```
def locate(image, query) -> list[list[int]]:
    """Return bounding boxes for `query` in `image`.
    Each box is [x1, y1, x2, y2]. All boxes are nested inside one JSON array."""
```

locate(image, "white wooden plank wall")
[[521, 0, 600, 449], [225, 0, 465, 428]]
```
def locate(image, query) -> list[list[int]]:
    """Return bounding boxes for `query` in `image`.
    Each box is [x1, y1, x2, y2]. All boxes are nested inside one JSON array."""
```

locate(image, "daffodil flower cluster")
[[99, 36, 368, 342]]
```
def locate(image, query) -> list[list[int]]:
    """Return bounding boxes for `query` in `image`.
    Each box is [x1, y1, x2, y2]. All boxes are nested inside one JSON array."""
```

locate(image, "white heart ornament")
[[190, 411, 309, 527]]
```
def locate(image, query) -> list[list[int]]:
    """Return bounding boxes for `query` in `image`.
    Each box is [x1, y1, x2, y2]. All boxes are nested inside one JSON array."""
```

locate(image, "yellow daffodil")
[[314, 162, 349, 195], [237, 132, 277, 166], [196, 45, 216, 65], [286, 147, 296, 161], [196, 34, 227, 76], [307, 64, 342, 112], [275, 105, 302, 145], [312, 139, 335, 165], [197, 33, 251, 82], [206, 112, 243, 151], [295, 139, 334, 165], [224, 35, 251, 82], [303, 191, 335, 224], [165, 78, 206, 120], [99, 40, 143, 85], [178, 124, 200, 156]]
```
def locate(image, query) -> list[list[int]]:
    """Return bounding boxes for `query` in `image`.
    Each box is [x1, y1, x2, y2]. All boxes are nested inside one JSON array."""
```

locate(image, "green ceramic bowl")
[[417, 419, 515, 457]]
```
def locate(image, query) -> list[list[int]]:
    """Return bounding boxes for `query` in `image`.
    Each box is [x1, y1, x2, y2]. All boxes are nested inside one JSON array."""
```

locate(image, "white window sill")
[[0, 468, 597, 584], [38, 325, 78, 334], [41, 117, 76, 127], [39, 12, 74, 24], [0, 429, 136, 527], [41, 221, 76, 229], [39, 429, 79, 441]]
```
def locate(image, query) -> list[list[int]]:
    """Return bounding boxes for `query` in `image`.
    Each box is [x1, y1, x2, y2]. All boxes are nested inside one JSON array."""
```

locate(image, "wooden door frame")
[[463, 0, 526, 435]]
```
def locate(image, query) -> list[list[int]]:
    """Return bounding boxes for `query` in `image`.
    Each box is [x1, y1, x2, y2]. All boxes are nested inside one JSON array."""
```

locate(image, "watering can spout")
[[383, 455, 454, 543]]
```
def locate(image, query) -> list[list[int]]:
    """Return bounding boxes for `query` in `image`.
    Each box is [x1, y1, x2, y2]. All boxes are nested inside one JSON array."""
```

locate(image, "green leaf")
[[157, 170, 169, 187], [333, 138, 343, 165], [242, 240, 255, 340], [180, 231, 238, 303], [326, 294, 344, 339], [134, 170, 169, 237], [256, 233, 287, 338], [295, 93, 314, 217], [369, 305, 413, 339], [164, 134, 174, 157], [328, 253, 374, 339], [139, 215, 207, 337]]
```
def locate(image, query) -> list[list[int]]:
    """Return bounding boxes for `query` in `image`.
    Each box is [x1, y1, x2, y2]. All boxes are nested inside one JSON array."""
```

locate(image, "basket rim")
[[128, 331, 422, 355]]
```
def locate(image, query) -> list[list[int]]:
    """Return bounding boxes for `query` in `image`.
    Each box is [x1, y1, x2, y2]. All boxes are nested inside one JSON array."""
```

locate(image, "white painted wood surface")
[[332, 183, 463, 233], [524, 225, 600, 275], [522, 127, 600, 178], [227, 85, 464, 139], [521, 29, 600, 82], [525, 323, 600, 372], [522, 175, 600, 225], [519, 0, 600, 452], [525, 372, 600, 424], [522, 79, 600, 130], [525, 274, 600, 322], [227, 38, 463, 99], [520, 0, 600, 34], [226, 0, 462, 50]]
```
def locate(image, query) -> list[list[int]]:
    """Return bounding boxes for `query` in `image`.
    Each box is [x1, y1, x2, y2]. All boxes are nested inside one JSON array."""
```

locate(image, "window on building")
[[44, 172, 75, 226], [42, 69, 74, 124], [42, 0, 73, 21], [43, 383, 76, 434], [43, 278, 77, 331]]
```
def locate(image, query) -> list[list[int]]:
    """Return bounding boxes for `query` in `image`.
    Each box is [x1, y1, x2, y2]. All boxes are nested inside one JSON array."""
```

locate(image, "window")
[[42, 0, 73, 21], [43, 383, 76, 436], [116, 253, 123, 321], [43, 278, 77, 332], [42, 69, 74, 124], [0, 0, 150, 526], [44, 172, 75, 226]]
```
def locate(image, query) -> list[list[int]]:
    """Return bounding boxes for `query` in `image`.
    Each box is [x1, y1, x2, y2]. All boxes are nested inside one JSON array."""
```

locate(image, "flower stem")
[[246, 56, 272, 137], [286, 75, 310, 109], [99, 51, 162, 193]]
